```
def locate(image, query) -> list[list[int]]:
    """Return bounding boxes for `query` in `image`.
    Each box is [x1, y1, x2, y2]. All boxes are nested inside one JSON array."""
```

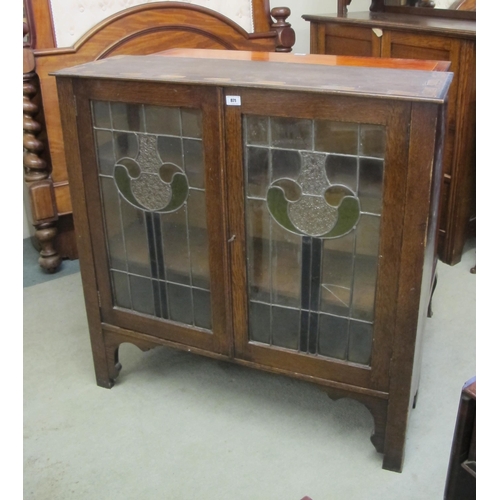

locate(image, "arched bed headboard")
[[23, 0, 295, 272]]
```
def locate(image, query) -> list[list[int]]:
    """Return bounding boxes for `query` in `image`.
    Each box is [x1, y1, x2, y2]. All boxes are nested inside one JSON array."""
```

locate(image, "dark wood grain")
[[383, 102, 441, 472], [444, 378, 476, 499], [157, 47, 451, 71], [54, 53, 452, 103], [55, 77, 112, 388]]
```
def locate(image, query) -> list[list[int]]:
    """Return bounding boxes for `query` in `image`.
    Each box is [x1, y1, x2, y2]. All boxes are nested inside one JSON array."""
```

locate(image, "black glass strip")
[[153, 213, 166, 281], [310, 237, 322, 312], [145, 212, 158, 279], [145, 212, 163, 317], [301, 236, 312, 310], [300, 236, 312, 353]]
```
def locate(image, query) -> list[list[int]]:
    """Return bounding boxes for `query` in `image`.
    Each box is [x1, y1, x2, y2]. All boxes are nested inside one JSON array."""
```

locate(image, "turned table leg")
[[23, 22, 62, 273]]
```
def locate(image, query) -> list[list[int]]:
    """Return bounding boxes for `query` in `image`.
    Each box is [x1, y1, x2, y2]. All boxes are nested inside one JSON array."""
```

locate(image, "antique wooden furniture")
[[54, 49, 452, 472], [23, 0, 295, 272], [337, 0, 476, 17], [444, 377, 476, 499], [304, 1, 475, 265]]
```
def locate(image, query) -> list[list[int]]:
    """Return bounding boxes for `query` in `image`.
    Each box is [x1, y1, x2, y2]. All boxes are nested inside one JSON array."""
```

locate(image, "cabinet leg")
[[382, 449, 405, 473], [96, 329, 159, 388], [92, 340, 121, 389], [427, 272, 438, 318], [325, 388, 388, 456], [324, 388, 407, 471], [413, 390, 419, 409]]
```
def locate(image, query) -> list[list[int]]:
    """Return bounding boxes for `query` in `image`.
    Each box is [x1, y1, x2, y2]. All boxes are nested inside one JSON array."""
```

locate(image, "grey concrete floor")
[[23, 240, 476, 500]]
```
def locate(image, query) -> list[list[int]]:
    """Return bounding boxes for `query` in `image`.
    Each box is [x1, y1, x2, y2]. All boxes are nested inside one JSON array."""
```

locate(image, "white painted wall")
[[48, 0, 255, 48]]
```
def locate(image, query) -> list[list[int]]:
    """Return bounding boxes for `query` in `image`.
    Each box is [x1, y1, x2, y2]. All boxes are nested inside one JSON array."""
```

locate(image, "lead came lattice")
[[92, 100, 212, 331], [244, 115, 386, 365]]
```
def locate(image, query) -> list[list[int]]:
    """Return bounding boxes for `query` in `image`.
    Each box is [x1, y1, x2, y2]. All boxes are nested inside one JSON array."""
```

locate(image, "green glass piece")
[[159, 163, 180, 183], [322, 196, 360, 238], [267, 186, 300, 234], [272, 179, 302, 202], [118, 158, 140, 178], [114, 163, 144, 209], [162, 172, 188, 212], [324, 185, 354, 207]]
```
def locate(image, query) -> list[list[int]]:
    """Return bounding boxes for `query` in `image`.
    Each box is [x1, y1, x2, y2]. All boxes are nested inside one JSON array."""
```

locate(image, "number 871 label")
[[225, 95, 241, 106]]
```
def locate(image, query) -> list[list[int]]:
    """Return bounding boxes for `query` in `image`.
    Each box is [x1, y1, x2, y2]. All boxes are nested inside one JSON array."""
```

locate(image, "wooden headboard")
[[23, 0, 295, 272]]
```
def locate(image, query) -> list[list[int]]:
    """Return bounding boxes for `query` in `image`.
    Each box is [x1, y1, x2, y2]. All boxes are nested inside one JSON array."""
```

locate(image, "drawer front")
[[324, 24, 381, 57]]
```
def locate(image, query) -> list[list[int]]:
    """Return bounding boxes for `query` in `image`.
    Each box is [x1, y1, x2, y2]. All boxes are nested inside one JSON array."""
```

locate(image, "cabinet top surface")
[[302, 11, 476, 37], [54, 50, 452, 104], [155, 48, 451, 72]]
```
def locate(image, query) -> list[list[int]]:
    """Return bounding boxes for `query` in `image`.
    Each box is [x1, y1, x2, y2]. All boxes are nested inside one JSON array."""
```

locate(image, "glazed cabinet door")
[[70, 79, 231, 356], [226, 88, 411, 392]]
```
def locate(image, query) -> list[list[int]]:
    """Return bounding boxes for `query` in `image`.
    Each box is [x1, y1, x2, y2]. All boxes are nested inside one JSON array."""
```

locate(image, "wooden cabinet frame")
[[55, 50, 451, 472]]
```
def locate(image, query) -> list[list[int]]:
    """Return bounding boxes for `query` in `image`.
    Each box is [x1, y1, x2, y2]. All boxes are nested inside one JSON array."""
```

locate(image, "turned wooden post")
[[270, 7, 295, 52], [338, 1, 353, 16], [23, 21, 61, 272]]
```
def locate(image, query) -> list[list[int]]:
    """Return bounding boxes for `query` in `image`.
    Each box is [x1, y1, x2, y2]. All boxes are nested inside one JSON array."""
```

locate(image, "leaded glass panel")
[[91, 101, 212, 331], [244, 115, 385, 366]]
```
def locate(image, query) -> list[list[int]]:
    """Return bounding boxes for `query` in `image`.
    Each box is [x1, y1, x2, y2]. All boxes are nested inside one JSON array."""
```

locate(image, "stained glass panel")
[[92, 101, 212, 331], [244, 115, 385, 366]]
